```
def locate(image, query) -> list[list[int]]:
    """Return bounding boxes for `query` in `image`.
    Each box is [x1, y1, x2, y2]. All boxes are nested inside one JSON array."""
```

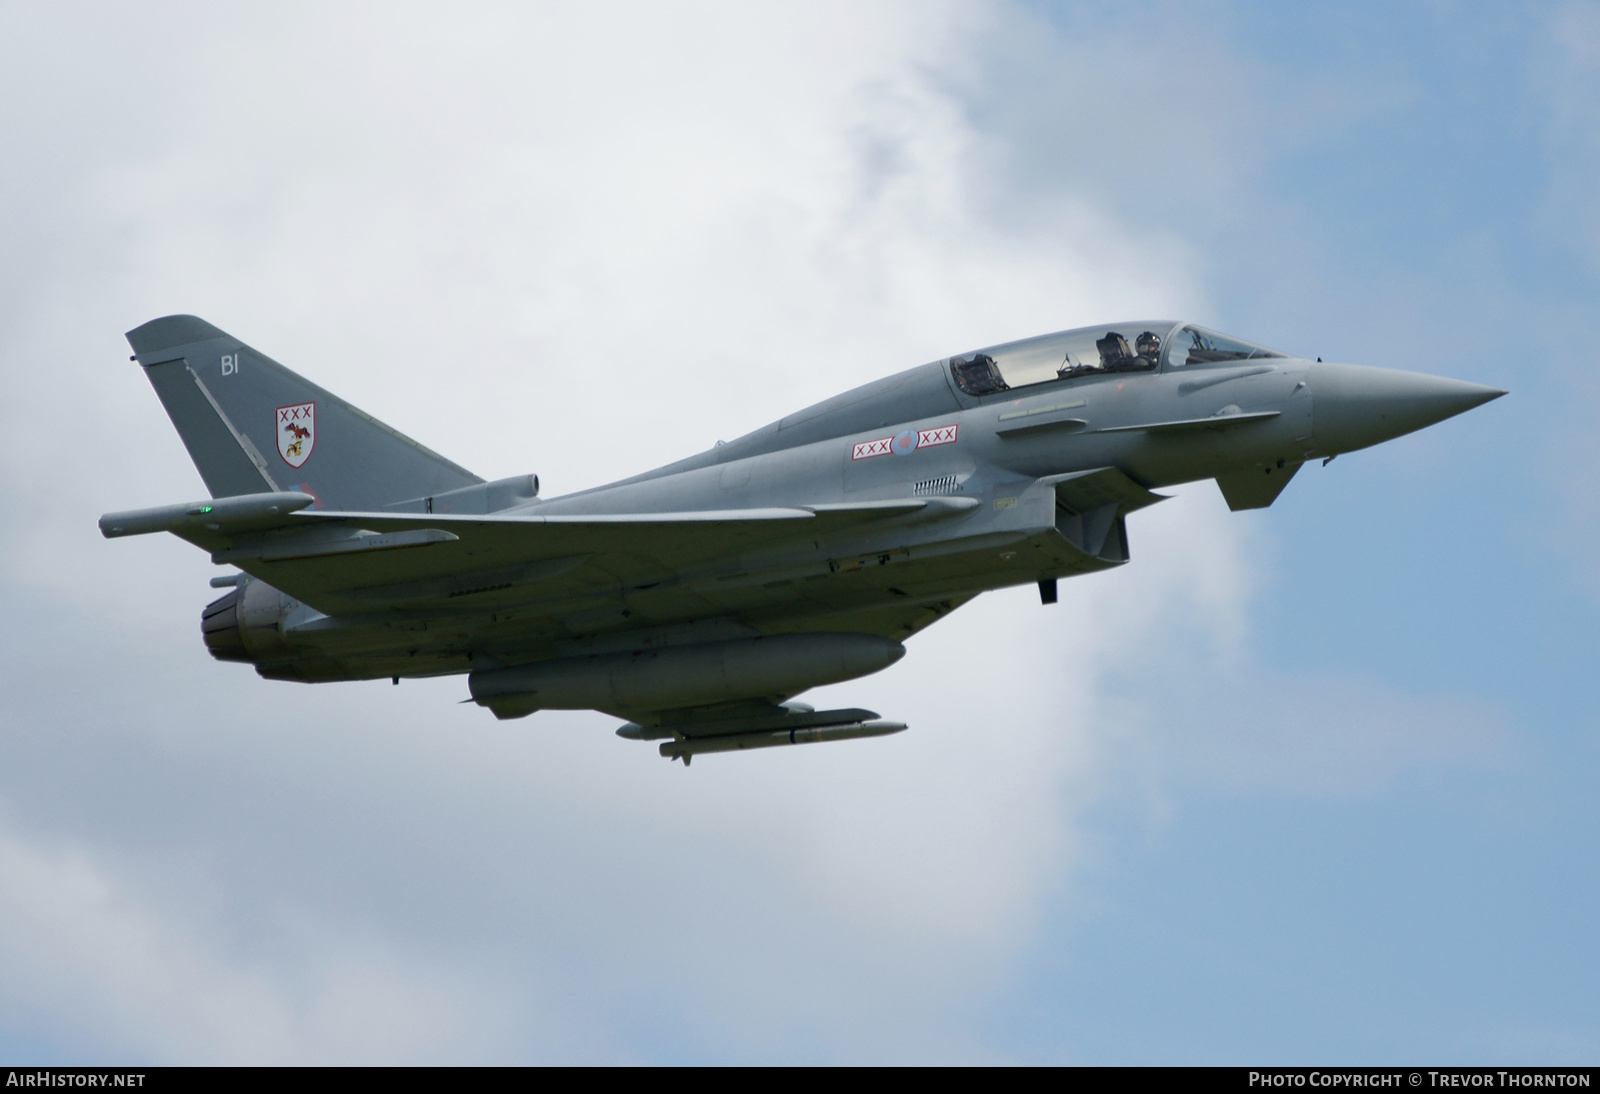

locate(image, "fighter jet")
[[100, 316, 1503, 763]]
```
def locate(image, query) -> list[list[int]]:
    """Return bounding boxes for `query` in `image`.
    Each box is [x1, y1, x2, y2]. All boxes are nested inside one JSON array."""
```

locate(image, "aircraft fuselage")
[[102, 315, 1502, 758]]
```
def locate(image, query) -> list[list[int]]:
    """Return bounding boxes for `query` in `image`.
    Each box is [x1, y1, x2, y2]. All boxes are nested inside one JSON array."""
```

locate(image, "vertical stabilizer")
[[126, 315, 482, 510]]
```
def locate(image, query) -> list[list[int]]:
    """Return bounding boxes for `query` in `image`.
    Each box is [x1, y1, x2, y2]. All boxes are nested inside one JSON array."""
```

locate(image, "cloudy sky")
[[0, 1, 1595, 1064]]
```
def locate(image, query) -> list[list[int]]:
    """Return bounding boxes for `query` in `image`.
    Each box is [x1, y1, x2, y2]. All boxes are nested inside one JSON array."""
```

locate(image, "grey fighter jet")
[[101, 316, 1503, 763]]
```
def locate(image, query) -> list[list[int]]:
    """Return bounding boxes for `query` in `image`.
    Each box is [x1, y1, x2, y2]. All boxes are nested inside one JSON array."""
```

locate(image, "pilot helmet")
[[1135, 330, 1162, 358]]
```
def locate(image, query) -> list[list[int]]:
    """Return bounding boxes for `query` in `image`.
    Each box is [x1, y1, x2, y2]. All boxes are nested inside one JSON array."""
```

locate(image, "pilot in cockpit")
[[1135, 330, 1162, 366]]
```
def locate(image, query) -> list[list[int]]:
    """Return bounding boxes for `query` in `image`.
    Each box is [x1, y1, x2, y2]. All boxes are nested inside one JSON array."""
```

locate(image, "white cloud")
[[0, 818, 513, 1064]]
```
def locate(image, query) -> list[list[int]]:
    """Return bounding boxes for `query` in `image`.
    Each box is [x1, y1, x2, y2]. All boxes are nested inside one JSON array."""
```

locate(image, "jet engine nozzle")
[[200, 578, 294, 665], [1310, 363, 1505, 456]]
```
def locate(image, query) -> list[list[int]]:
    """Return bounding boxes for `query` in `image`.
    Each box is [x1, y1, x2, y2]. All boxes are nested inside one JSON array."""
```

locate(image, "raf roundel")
[[277, 402, 315, 468], [851, 424, 959, 461]]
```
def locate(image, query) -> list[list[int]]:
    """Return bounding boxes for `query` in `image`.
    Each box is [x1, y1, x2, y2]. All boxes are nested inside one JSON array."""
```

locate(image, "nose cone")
[[1310, 363, 1506, 456]]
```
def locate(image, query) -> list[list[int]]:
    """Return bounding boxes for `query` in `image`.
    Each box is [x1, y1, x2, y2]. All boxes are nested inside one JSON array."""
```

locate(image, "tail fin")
[[126, 315, 482, 510]]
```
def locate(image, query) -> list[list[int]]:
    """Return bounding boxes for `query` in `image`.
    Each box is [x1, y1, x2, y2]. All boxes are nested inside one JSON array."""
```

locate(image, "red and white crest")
[[276, 403, 316, 468]]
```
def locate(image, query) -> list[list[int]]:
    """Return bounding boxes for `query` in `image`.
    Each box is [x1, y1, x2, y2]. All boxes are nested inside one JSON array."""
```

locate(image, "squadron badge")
[[277, 402, 316, 468]]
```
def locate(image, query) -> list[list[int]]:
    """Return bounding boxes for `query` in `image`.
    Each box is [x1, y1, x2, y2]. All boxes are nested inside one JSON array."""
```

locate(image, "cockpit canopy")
[[948, 321, 1288, 397], [1166, 326, 1288, 367]]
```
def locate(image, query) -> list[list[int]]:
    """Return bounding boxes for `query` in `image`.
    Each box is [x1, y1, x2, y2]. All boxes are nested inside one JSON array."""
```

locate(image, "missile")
[[657, 718, 907, 763]]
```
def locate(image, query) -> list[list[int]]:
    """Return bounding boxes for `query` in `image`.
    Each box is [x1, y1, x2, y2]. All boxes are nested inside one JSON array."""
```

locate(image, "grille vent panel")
[[912, 475, 960, 496]]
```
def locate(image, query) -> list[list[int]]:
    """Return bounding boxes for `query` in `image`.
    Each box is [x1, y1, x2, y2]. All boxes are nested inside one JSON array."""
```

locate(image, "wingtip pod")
[[99, 491, 316, 538]]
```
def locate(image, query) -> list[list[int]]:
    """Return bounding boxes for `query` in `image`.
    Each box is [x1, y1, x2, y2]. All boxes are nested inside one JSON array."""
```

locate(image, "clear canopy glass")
[[947, 321, 1290, 397], [948, 321, 1176, 396], [1166, 326, 1286, 366]]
